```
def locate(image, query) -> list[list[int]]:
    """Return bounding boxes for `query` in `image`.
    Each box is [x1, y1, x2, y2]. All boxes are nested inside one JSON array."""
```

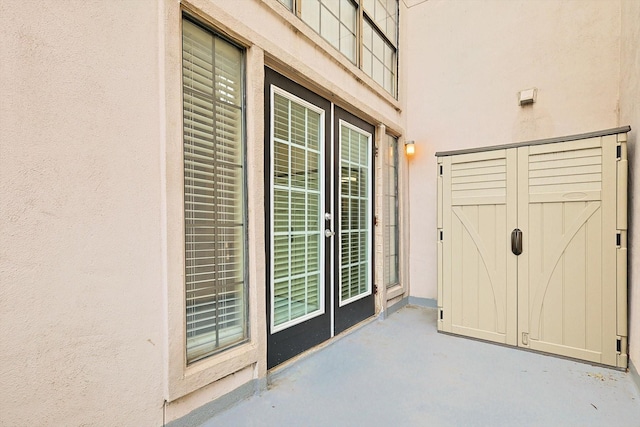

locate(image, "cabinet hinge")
[[439, 309, 443, 320], [616, 338, 622, 353], [439, 230, 443, 241], [616, 145, 622, 160], [439, 165, 443, 175], [616, 232, 621, 247]]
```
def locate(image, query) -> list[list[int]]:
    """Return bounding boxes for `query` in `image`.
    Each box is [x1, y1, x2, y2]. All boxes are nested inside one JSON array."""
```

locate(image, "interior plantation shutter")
[[182, 18, 247, 363]]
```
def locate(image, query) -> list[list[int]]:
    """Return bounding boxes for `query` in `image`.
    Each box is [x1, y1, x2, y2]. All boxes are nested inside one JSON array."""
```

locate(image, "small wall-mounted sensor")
[[519, 88, 537, 106]]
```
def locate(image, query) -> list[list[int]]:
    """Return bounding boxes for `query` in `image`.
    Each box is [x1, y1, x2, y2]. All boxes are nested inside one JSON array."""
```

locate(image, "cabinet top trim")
[[435, 126, 631, 157]]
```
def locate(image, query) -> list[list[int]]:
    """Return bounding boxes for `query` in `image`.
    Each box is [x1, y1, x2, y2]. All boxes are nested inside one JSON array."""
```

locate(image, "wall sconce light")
[[405, 140, 415, 156]]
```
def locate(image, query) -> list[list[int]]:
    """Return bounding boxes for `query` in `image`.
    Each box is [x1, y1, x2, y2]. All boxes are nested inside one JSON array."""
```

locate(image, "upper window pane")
[[301, 0, 357, 63], [362, 19, 396, 96], [182, 18, 248, 364], [363, 0, 398, 46], [292, 0, 398, 97], [278, 0, 293, 10]]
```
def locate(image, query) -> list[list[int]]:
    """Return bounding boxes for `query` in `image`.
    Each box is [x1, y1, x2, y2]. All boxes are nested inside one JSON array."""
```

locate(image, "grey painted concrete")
[[199, 306, 640, 427], [631, 359, 640, 394], [407, 296, 437, 308], [167, 378, 267, 427]]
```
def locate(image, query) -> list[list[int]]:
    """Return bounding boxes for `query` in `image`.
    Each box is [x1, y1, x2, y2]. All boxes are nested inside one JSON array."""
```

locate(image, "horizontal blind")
[[182, 19, 247, 364], [272, 92, 323, 329], [340, 124, 370, 303]]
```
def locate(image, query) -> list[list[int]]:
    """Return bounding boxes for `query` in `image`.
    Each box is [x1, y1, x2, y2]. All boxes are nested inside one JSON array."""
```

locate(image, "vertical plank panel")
[[601, 134, 617, 366], [451, 212, 463, 328], [562, 201, 587, 350], [541, 202, 564, 345], [585, 207, 602, 353], [442, 156, 452, 333], [505, 148, 518, 345], [495, 203, 508, 336], [461, 205, 479, 329], [478, 204, 496, 332], [516, 147, 529, 346]]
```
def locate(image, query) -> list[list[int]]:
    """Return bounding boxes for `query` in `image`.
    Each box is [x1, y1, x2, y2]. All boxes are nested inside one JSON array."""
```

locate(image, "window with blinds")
[[339, 122, 371, 304], [271, 89, 324, 331], [383, 135, 399, 287], [182, 18, 248, 364]]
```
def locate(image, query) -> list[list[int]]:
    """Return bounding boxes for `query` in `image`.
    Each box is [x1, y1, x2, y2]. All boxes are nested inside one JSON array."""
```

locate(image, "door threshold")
[[267, 314, 379, 382]]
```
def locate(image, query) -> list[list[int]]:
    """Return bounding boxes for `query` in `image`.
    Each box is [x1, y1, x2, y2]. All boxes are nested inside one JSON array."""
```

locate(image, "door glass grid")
[[339, 123, 371, 304], [272, 91, 323, 330]]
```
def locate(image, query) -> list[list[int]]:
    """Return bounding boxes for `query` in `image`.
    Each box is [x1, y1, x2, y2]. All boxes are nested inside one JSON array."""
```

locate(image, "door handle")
[[511, 228, 523, 256], [325, 229, 335, 238]]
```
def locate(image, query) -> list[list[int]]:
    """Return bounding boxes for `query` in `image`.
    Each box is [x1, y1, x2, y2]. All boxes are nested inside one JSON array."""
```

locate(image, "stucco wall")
[[1, 0, 405, 425], [0, 1, 165, 426], [620, 0, 640, 369], [405, 0, 622, 299]]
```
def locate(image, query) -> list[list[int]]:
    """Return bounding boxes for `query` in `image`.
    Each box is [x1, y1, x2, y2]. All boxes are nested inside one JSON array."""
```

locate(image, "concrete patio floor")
[[200, 305, 640, 427]]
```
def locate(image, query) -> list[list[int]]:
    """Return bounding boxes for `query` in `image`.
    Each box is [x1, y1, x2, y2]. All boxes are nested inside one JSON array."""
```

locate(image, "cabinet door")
[[517, 136, 619, 366], [440, 149, 518, 345]]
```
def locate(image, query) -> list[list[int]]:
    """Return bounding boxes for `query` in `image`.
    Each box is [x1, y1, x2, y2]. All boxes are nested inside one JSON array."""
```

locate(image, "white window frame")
[[338, 119, 373, 307]]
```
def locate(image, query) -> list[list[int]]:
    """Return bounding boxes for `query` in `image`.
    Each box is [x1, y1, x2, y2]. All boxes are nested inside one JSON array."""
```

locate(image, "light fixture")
[[405, 140, 415, 156]]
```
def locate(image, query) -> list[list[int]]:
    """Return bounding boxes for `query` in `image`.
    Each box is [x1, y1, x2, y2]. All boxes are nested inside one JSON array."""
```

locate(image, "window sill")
[[386, 283, 405, 301], [167, 341, 259, 402]]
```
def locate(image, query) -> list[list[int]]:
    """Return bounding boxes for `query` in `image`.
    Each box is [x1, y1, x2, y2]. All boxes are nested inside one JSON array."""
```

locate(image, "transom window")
[[182, 18, 248, 364], [278, 0, 398, 97]]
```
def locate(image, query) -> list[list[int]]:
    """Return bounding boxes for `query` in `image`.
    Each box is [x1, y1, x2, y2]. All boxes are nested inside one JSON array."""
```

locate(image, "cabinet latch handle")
[[511, 228, 523, 255]]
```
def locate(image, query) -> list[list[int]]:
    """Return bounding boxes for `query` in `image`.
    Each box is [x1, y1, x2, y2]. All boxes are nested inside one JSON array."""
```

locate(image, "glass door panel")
[[333, 108, 375, 334], [339, 122, 372, 305], [271, 90, 325, 332]]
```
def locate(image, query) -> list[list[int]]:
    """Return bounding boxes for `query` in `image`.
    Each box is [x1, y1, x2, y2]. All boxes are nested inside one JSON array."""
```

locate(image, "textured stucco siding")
[[405, 0, 622, 298], [0, 1, 165, 425]]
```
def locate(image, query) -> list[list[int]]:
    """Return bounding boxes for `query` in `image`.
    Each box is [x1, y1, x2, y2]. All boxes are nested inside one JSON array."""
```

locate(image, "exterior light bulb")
[[405, 140, 415, 156]]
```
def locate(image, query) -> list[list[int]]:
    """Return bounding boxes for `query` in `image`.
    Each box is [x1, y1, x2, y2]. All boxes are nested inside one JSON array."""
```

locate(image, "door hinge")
[[439, 309, 443, 320], [439, 230, 443, 241], [373, 284, 378, 295], [375, 147, 379, 158], [616, 232, 621, 247], [616, 145, 622, 160], [439, 165, 443, 176], [616, 338, 622, 353]]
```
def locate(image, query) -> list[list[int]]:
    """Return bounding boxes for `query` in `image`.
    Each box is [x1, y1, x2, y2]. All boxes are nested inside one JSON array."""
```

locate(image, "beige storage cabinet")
[[436, 126, 629, 369]]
